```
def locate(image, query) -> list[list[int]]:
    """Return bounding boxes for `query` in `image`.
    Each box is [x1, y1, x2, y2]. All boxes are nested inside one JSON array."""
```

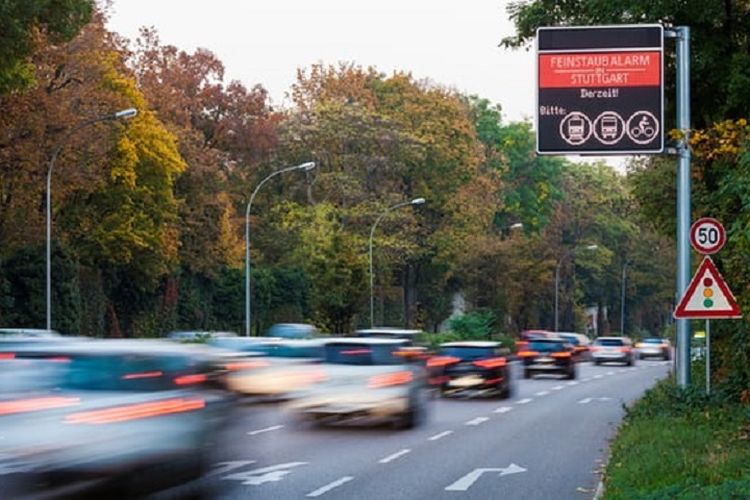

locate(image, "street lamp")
[[554, 244, 598, 332], [245, 161, 316, 336], [368, 198, 425, 328], [620, 262, 629, 335], [46, 108, 138, 331]]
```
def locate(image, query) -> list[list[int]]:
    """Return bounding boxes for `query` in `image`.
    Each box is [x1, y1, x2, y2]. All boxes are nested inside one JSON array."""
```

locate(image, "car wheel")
[[594, 360, 601, 366], [498, 379, 514, 399], [395, 389, 427, 430], [523, 369, 532, 379], [566, 366, 577, 380]]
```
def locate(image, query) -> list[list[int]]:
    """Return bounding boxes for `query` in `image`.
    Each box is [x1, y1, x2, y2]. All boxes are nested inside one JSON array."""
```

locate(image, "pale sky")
[[106, 0, 625, 169]]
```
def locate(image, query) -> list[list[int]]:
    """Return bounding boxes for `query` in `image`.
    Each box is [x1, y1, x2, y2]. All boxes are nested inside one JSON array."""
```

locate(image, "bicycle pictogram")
[[626, 111, 659, 144]]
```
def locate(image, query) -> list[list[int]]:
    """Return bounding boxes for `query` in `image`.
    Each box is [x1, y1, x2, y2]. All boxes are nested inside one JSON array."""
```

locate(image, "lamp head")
[[509, 222, 524, 230], [585, 244, 599, 250], [410, 197, 426, 205], [113, 108, 138, 120], [298, 161, 316, 171]]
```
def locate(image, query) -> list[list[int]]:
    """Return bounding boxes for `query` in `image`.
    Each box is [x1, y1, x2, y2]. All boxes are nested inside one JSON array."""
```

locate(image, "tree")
[[501, 0, 750, 128], [0, 0, 94, 94]]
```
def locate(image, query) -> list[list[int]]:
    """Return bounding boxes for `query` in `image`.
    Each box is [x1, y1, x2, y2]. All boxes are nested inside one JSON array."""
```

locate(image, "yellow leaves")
[[689, 118, 750, 161]]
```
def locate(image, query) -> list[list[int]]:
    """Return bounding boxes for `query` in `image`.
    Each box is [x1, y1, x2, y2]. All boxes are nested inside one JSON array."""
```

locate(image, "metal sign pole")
[[675, 26, 692, 388], [706, 319, 710, 395]]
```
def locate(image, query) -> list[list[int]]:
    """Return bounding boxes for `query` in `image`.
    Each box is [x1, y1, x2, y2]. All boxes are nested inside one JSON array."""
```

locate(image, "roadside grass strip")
[[603, 379, 750, 499]]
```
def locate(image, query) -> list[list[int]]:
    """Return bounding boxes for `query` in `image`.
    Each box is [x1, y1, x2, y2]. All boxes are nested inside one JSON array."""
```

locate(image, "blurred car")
[[167, 330, 237, 342], [591, 336, 636, 366], [355, 327, 423, 345], [218, 339, 329, 398], [516, 329, 554, 350], [267, 323, 318, 339], [428, 341, 513, 398], [636, 337, 671, 360], [287, 338, 429, 429], [0, 339, 232, 497], [0, 328, 61, 338], [558, 332, 592, 362], [518, 338, 577, 379]]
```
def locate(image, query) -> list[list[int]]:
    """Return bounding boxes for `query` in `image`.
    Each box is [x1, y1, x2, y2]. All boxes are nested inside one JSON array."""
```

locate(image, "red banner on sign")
[[539, 51, 661, 88]]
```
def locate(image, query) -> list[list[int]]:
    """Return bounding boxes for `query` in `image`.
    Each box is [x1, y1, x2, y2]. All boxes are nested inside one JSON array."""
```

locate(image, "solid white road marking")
[[516, 398, 533, 405], [494, 406, 513, 414], [429, 431, 453, 441], [578, 397, 613, 405], [466, 417, 490, 426], [379, 449, 411, 464], [551, 385, 565, 391], [306, 476, 354, 497], [535, 390, 550, 396], [247, 425, 284, 436], [445, 464, 527, 491]]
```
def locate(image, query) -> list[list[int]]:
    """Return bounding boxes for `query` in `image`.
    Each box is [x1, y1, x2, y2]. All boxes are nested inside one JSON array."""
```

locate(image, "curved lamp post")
[[46, 108, 138, 331], [245, 161, 316, 336], [554, 244, 599, 332], [368, 198, 426, 328]]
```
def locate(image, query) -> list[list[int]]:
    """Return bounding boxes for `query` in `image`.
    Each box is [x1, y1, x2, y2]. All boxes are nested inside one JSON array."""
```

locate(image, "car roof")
[[325, 337, 410, 345], [440, 341, 499, 348], [355, 328, 422, 335], [596, 336, 630, 341], [528, 337, 568, 343], [10, 339, 216, 358]]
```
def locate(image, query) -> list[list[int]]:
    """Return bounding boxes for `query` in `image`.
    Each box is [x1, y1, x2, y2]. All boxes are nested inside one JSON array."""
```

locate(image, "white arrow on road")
[[445, 464, 527, 491], [223, 462, 307, 485]]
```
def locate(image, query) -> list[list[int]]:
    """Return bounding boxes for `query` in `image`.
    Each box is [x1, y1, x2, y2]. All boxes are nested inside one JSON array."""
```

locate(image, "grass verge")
[[604, 377, 750, 499]]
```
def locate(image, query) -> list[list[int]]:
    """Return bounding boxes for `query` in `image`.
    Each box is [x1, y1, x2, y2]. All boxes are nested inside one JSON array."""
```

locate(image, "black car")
[[428, 341, 513, 398], [518, 338, 577, 379]]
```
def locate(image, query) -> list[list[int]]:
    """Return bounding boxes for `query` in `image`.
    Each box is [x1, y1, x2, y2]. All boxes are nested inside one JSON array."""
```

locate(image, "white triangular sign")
[[674, 257, 741, 319]]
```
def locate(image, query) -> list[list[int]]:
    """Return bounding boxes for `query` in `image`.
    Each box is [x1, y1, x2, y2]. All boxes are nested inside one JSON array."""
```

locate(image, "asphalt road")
[[185, 359, 671, 500]]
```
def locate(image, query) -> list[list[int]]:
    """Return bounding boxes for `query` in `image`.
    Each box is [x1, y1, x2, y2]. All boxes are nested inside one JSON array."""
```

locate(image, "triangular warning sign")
[[674, 256, 742, 319]]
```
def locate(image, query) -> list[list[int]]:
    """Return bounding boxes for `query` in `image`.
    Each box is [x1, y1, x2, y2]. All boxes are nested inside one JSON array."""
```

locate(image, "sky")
[[106, 0, 625, 169]]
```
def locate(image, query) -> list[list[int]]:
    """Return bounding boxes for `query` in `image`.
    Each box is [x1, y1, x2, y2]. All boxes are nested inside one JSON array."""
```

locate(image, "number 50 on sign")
[[689, 217, 726, 255]]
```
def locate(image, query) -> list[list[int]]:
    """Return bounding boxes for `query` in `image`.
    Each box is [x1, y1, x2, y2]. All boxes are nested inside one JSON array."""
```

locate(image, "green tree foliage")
[[501, 0, 750, 128], [449, 310, 496, 340], [0, 0, 94, 94]]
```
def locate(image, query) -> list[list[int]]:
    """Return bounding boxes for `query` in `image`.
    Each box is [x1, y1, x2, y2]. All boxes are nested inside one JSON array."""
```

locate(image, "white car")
[[590, 336, 636, 366]]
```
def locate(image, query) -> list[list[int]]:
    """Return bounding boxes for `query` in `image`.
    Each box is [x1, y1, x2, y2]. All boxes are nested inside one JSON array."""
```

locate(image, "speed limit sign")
[[690, 217, 726, 255]]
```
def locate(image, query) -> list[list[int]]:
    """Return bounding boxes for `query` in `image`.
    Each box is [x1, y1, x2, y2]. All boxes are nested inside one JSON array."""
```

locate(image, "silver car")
[[591, 336, 636, 366], [287, 338, 429, 429]]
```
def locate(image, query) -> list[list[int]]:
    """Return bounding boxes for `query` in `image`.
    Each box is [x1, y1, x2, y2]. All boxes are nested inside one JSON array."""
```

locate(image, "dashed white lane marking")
[[466, 417, 490, 426], [516, 398, 533, 405], [494, 406, 513, 414], [535, 390, 550, 396], [583, 378, 593, 382], [551, 385, 565, 391], [306, 476, 354, 497], [567, 381, 579, 386], [247, 425, 284, 436], [618, 370, 627, 374], [379, 449, 411, 464], [429, 431, 453, 441], [606, 371, 616, 376], [594, 374, 604, 379]]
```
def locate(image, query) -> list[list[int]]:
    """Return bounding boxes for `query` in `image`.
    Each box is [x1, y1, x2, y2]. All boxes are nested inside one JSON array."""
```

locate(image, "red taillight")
[[0, 353, 15, 360], [0, 397, 80, 416], [65, 398, 205, 425], [590, 346, 600, 352], [174, 373, 207, 385], [225, 360, 269, 371], [368, 371, 413, 388], [619, 347, 632, 353], [518, 350, 540, 358], [473, 357, 507, 369], [427, 356, 461, 368], [551, 352, 572, 359], [122, 371, 163, 380]]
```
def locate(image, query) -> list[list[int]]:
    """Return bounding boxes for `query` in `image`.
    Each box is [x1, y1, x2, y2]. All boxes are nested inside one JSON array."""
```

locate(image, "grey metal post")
[[368, 198, 425, 328], [45, 109, 137, 331], [554, 261, 560, 332], [244, 162, 315, 336], [705, 319, 710, 394], [675, 26, 692, 387], [620, 263, 627, 335]]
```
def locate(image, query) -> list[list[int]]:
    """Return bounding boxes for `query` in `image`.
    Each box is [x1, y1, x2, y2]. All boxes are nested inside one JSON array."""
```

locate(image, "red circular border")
[[689, 217, 726, 255]]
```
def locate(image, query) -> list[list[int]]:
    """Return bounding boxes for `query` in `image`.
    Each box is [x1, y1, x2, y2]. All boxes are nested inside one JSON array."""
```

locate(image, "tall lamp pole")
[[620, 262, 628, 335], [245, 161, 316, 336], [46, 108, 137, 331], [368, 198, 425, 328], [554, 244, 598, 332]]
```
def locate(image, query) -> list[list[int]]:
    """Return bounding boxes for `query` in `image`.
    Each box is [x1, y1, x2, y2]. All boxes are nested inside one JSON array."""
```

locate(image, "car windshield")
[[642, 338, 664, 344], [439, 346, 495, 360], [528, 341, 566, 352], [325, 343, 403, 365], [594, 338, 625, 346]]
